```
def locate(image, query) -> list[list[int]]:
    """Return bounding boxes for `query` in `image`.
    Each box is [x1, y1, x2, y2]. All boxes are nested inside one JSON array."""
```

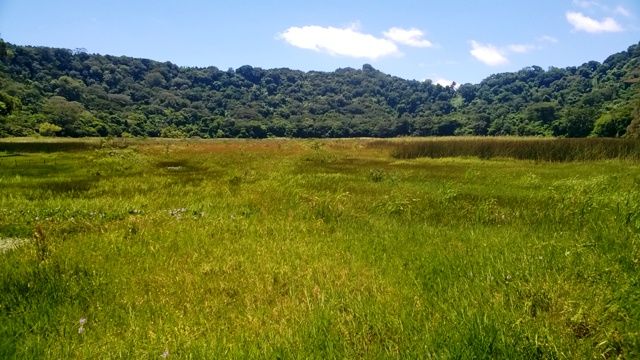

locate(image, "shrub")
[[38, 122, 62, 137]]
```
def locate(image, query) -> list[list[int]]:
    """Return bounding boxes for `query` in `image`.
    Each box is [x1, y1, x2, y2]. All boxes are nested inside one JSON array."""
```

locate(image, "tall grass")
[[0, 137, 139, 153], [0, 138, 639, 358], [373, 137, 640, 161]]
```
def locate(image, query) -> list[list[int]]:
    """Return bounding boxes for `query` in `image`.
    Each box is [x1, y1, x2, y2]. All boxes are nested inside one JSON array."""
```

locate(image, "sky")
[[1, 0, 639, 85]]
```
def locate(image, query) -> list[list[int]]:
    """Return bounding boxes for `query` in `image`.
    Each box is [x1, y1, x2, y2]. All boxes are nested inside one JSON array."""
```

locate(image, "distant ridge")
[[0, 39, 639, 138]]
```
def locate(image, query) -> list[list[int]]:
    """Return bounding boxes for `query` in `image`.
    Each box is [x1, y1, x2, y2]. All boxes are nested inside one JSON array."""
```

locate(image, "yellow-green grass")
[[0, 138, 639, 358]]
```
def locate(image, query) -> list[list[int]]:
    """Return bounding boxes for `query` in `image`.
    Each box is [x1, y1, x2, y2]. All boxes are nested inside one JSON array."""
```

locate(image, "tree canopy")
[[0, 39, 639, 138]]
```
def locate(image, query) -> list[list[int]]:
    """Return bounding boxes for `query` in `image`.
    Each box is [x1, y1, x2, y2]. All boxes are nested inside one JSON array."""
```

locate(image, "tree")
[[144, 72, 167, 88], [525, 102, 558, 125], [457, 114, 490, 135], [457, 83, 477, 103], [625, 94, 640, 138], [53, 76, 85, 102], [42, 96, 86, 136], [160, 125, 187, 138], [591, 105, 633, 137], [553, 107, 599, 137], [38, 122, 62, 136], [1, 40, 640, 139], [0, 37, 13, 62], [0, 91, 22, 116]]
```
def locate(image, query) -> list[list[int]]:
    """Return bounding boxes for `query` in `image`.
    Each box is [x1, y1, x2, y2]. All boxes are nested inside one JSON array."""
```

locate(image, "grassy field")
[[1, 138, 639, 359]]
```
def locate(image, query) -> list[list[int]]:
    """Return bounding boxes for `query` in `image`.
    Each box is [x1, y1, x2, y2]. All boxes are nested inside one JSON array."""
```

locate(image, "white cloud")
[[572, 0, 633, 17], [469, 40, 509, 66], [469, 35, 555, 66], [572, 0, 598, 8], [509, 36, 558, 54], [435, 79, 459, 89], [538, 35, 559, 43], [278, 24, 400, 59], [615, 6, 632, 17], [508, 44, 540, 53], [566, 12, 623, 33], [383, 27, 433, 48]]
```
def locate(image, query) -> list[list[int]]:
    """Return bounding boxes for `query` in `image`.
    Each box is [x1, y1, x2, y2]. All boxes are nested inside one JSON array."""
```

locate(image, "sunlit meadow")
[[1, 138, 639, 358]]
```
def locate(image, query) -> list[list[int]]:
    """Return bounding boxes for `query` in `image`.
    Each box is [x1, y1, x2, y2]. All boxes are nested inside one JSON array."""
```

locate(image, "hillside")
[[0, 39, 639, 138]]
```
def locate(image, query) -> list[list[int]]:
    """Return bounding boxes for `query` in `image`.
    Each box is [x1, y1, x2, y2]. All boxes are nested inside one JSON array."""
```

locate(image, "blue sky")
[[1, 0, 639, 85]]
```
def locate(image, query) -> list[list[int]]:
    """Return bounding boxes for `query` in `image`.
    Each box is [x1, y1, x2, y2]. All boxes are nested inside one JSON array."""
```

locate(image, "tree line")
[[0, 38, 639, 139]]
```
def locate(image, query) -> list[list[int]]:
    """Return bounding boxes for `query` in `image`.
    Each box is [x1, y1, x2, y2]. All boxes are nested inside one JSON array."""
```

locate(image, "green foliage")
[[0, 39, 639, 138], [553, 107, 600, 137], [591, 104, 633, 137], [0, 37, 13, 62], [0, 90, 21, 116], [38, 122, 62, 137], [160, 126, 187, 138], [41, 96, 85, 136], [525, 102, 558, 124], [625, 93, 640, 138], [52, 76, 85, 102], [143, 71, 167, 88]]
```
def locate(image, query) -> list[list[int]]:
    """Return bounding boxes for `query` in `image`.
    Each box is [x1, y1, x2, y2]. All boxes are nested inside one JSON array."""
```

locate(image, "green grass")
[[1, 138, 639, 358]]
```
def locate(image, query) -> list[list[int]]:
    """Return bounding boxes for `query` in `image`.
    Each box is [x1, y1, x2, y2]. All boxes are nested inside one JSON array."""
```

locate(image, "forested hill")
[[0, 38, 639, 139]]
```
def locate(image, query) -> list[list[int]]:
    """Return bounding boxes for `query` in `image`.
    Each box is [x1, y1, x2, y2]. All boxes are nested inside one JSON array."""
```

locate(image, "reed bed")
[[371, 137, 640, 162]]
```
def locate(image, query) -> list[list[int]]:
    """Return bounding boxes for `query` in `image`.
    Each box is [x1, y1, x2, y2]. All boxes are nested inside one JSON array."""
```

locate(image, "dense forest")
[[0, 38, 639, 139]]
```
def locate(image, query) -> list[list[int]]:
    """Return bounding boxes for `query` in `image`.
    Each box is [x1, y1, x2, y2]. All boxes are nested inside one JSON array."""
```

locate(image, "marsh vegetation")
[[1, 138, 639, 358]]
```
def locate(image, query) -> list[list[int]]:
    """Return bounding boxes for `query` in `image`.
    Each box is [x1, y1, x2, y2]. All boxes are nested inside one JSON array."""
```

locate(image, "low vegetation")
[[1, 138, 639, 358]]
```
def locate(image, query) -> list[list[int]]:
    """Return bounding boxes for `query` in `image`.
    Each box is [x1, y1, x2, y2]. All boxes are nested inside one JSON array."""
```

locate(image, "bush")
[[38, 122, 62, 137]]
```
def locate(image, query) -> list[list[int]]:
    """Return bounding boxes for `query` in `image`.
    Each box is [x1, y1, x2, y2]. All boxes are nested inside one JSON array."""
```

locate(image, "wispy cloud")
[[469, 35, 557, 66], [566, 11, 623, 33], [469, 40, 509, 66], [278, 24, 400, 59], [508, 44, 540, 53], [614, 6, 632, 18], [383, 27, 433, 48], [572, 0, 599, 8], [538, 35, 559, 43], [508, 34, 560, 53], [571, 1, 634, 18]]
